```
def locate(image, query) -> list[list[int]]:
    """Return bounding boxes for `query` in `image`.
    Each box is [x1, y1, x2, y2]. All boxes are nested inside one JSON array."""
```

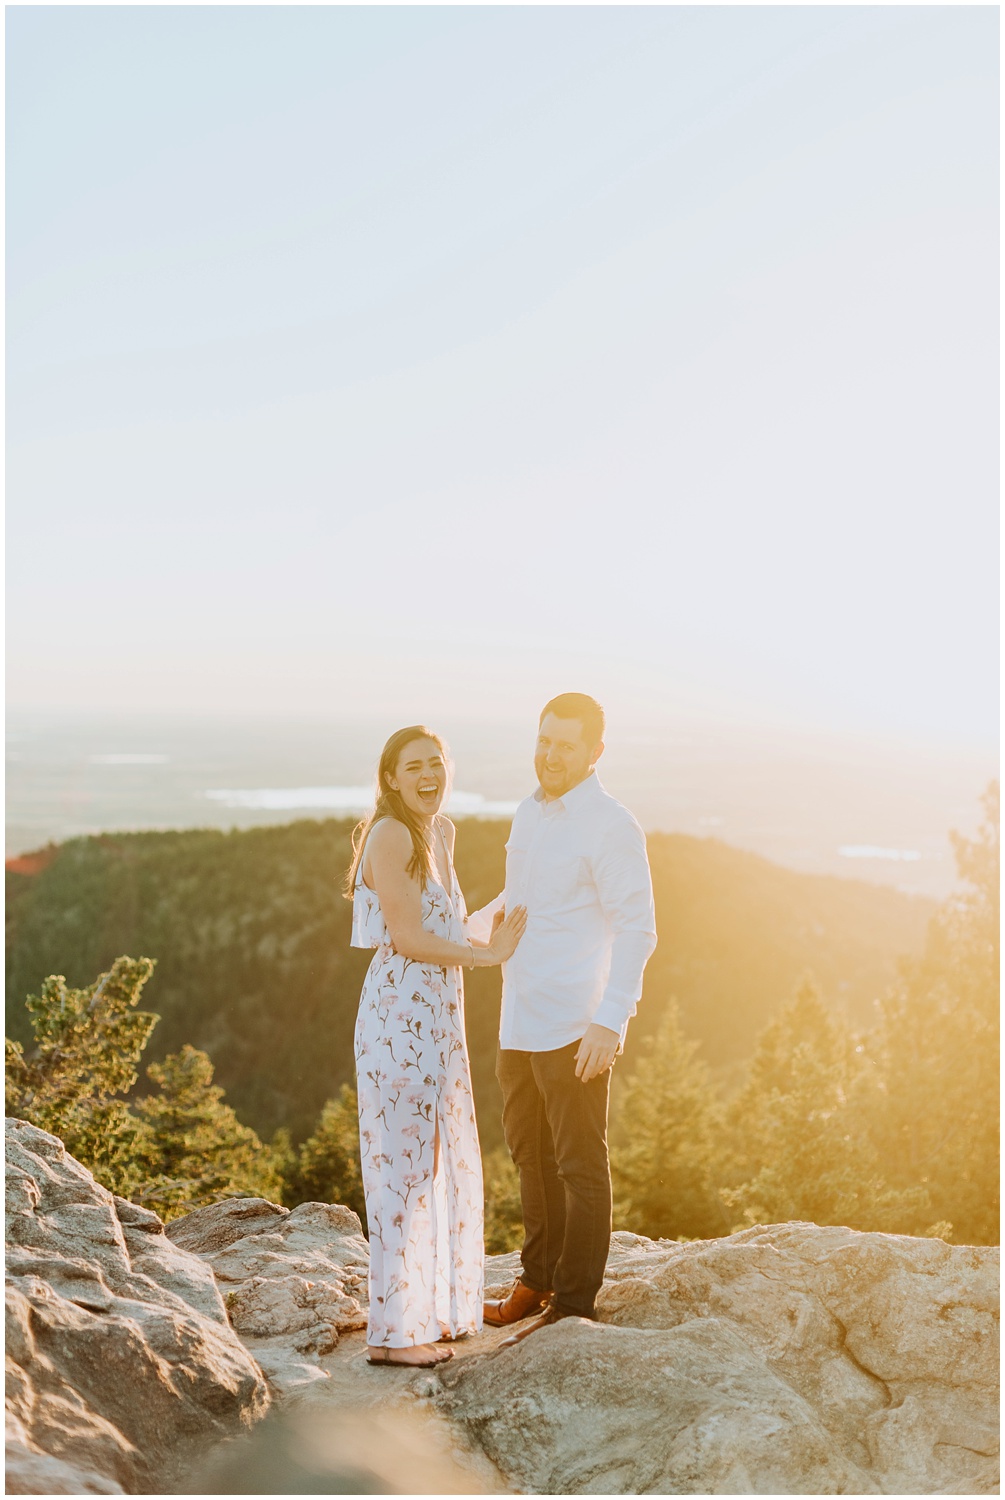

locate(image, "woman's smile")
[[389, 737, 449, 818]]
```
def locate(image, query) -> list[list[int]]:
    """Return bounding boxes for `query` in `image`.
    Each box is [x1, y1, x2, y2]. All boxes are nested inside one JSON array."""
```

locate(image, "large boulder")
[[5, 1120, 270, 1496], [442, 1224, 999, 1495], [166, 1197, 369, 1397]]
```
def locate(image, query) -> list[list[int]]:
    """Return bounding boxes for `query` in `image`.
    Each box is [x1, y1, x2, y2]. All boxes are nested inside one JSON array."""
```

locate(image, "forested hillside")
[[6, 817, 933, 1148]]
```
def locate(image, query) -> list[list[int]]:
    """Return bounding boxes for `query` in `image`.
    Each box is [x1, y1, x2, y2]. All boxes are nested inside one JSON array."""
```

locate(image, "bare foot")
[[367, 1343, 453, 1367]]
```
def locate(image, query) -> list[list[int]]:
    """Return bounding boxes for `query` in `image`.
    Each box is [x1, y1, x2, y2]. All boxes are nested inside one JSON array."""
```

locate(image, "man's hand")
[[574, 1023, 620, 1083]]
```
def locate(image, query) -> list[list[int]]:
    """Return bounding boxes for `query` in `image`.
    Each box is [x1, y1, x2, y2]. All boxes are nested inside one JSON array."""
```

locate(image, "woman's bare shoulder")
[[363, 822, 414, 870], [366, 817, 412, 854]]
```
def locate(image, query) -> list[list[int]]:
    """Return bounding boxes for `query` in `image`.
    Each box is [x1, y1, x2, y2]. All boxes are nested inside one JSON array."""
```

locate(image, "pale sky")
[[6, 6, 999, 744]]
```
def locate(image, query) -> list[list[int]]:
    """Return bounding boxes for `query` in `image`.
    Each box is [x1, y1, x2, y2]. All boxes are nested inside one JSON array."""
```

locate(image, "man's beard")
[[536, 761, 574, 796]]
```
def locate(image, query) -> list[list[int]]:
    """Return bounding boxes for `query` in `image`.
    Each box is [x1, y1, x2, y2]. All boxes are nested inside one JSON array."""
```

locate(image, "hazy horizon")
[[7, 705, 995, 901]]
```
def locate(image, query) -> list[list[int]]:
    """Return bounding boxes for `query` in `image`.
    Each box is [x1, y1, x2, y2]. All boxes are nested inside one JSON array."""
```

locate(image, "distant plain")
[[7, 708, 994, 900]]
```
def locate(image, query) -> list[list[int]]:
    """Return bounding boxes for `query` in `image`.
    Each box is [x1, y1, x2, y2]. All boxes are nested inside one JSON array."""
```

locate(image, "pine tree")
[[283, 1084, 367, 1225], [6, 955, 285, 1218], [132, 1044, 286, 1220], [863, 783, 999, 1244], [5, 956, 158, 1197], [610, 1001, 728, 1240], [722, 976, 924, 1232]]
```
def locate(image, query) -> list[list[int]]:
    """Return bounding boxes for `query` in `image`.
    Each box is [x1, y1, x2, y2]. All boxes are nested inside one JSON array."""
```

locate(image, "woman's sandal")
[[366, 1346, 454, 1369]]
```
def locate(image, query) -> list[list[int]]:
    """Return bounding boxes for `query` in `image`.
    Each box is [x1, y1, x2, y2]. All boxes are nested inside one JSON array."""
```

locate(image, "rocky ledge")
[[5, 1120, 999, 1495], [162, 1191, 1000, 1494], [165, 1196, 369, 1396], [5, 1120, 269, 1495], [457, 1227, 1000, 1494]]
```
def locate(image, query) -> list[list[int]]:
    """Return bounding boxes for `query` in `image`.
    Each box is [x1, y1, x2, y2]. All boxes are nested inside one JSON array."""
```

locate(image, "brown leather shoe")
[[498, 1303, 577, 1348], [483, 1280, 552, 1328]]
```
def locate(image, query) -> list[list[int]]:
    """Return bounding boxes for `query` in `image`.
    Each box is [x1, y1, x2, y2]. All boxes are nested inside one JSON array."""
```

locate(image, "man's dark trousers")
[[496, 1042, 612, 1319]]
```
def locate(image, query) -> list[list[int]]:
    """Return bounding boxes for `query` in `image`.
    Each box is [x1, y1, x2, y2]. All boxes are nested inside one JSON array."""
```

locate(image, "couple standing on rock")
[[346, 692, 657, 1368]]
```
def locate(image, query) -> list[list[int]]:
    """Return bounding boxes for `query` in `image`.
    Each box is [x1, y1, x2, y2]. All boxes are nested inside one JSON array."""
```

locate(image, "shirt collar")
[[533, 770, 602, 813]]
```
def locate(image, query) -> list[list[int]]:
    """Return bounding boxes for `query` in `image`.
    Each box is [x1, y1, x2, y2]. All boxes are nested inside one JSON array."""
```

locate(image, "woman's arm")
[[366, 820, 524, 968]]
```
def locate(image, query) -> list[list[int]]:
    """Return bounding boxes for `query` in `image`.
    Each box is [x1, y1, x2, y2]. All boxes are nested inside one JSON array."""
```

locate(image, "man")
[[470, 692, 657, 1344]]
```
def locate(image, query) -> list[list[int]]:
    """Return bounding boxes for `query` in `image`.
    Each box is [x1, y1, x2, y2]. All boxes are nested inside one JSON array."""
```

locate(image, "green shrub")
[[482, 1146, 523, 1253], [283, 1084, 367, 1225]]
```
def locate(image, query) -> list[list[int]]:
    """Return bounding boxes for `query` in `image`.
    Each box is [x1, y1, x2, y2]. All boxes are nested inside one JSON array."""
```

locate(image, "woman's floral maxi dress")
[[351, 851, 484, 1347]]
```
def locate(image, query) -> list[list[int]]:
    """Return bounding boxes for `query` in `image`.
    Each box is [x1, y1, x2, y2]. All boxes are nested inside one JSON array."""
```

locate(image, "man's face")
[[534, 713, 602, 800]]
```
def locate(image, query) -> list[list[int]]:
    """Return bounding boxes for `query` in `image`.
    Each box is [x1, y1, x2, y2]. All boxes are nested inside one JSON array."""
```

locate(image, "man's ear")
[[591, 740, 605, 767]]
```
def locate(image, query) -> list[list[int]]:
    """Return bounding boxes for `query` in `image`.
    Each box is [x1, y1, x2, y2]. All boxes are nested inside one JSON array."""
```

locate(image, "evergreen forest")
[[6, 788, 998, 1248]]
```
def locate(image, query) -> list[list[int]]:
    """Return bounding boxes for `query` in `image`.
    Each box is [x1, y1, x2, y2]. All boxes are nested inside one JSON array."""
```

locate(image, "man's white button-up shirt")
[[471, 772, 657, 1052]]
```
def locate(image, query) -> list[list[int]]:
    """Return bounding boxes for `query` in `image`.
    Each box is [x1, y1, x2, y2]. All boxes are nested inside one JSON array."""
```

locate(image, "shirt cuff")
[[592, 999, 633, 1036], [465, 894, 503, 945]]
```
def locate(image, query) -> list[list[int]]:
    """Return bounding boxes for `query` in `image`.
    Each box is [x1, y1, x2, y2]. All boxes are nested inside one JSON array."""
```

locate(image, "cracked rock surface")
[[442, 1225, 999, 1494], [166, 1197, 370, 1397], [4, 1119, 269, 1496]]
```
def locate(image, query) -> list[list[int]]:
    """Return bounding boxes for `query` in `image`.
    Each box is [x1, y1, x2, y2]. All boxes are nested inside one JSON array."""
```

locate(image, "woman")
[[347, 725, 526, 1368]]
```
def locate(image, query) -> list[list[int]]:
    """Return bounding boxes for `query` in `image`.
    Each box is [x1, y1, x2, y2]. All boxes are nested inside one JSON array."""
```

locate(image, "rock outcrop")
[[5, 1120, 269, 1496], [438, 1225, 999, 1494], [166, 1197, 369, 1396], [165, 1201, 998, 1494], [7, 1133, 998, 1497]]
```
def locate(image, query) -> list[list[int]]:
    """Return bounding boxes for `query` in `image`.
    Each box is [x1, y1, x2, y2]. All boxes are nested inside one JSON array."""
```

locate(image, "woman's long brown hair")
[[343, 725, 450, 898]]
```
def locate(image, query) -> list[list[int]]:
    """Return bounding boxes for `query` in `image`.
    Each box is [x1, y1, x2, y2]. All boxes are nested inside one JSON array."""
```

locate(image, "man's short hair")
[[539, 693, 606, 749]]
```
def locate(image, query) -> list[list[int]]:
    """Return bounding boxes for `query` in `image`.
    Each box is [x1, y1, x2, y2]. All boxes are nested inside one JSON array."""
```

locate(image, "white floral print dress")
[[351, 839, 484, 1347]]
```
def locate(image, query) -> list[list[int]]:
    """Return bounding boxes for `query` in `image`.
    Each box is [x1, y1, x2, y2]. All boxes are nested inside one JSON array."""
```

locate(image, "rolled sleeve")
[[590, 816, 657, 1036]]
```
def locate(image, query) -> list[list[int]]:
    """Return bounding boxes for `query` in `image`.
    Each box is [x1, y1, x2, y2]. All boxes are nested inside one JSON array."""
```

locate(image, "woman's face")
[[386, 736, 448, 819]]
